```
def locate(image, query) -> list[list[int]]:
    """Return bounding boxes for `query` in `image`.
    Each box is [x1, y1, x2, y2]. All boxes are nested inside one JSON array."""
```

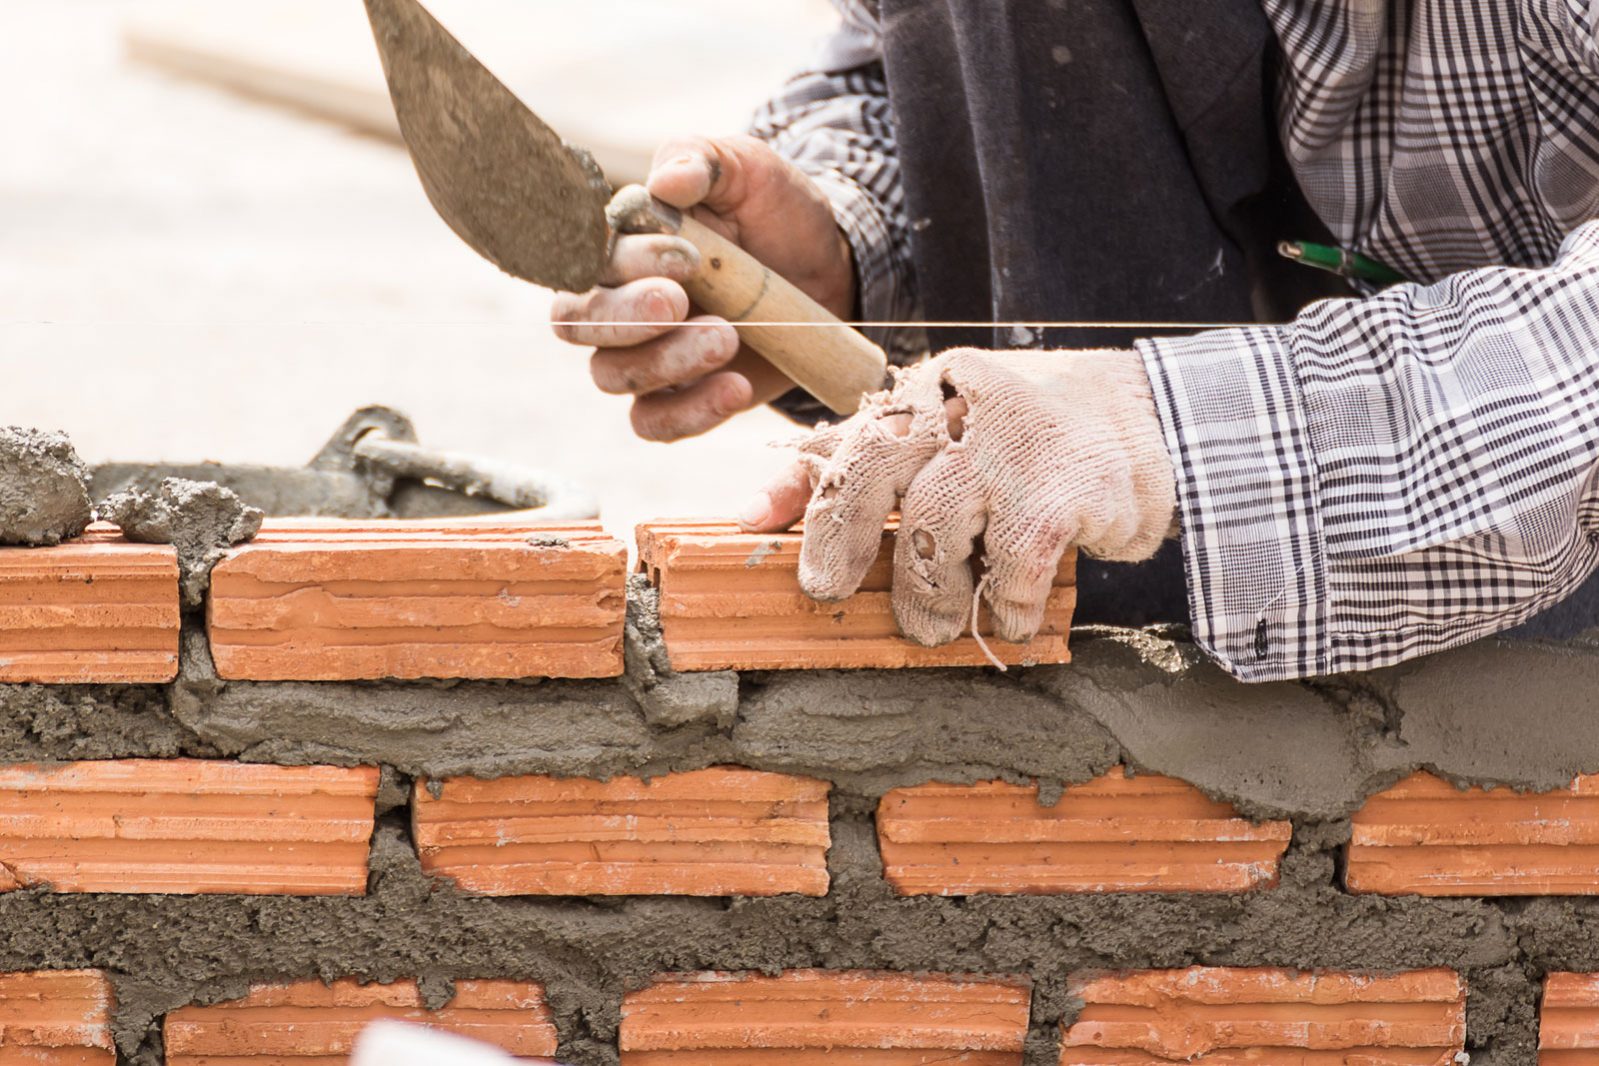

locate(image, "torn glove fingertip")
[[893, 601, 969, 647], [797, 566, 861, 604]]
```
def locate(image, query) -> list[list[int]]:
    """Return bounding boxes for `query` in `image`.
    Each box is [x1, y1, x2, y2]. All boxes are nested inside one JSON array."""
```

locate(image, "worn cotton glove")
[[743, 349, 1177, 646]]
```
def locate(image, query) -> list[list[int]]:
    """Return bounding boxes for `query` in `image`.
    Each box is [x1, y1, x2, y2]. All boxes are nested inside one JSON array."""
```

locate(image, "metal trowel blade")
[[363, 0, 613, 292]]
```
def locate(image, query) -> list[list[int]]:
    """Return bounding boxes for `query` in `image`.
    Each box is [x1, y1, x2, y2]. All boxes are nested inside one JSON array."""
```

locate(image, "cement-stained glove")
[[741, 349, 1177, 647]]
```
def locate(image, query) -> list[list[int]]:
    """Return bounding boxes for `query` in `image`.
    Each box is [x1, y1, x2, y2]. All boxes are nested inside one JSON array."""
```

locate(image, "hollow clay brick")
[[163, 977, 559, 1064], [877, 771, 1292, 895], [414, 767, 831, 896], [0, 759, 378, 895], [635, 519, 1074, 671], [1539, 973, 1599, 1063], [1060, 967, 1466, 1064], [620, 969, 1031, 1065], [1346, 771, 1599, 895], [208, 518, 628, 681], [0, 524, 179, 683], [0, 969, 115, 1065]]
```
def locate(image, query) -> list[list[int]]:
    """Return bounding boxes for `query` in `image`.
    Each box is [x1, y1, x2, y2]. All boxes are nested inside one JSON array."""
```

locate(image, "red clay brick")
[[620, 969, 1031, 1065], [414, 767, 831, 896], [1346, 771, 1599, 896], [0, 969, 115, 1065], [0, 524, 179, 684], [1539, 973, 1599, 1064], [635, 519, 1074, 671], [208, 518, 628, 681], [0, 759, 378, 895], [163, 977, 558, 1063], [1060, 967, 1466, 1064], [877, 772, 1292, 895]]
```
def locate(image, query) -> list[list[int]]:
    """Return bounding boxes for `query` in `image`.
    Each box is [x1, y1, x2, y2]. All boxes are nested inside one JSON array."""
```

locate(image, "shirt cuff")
[[806, 169, 904, 340], [1136, 326, 1332, 682]]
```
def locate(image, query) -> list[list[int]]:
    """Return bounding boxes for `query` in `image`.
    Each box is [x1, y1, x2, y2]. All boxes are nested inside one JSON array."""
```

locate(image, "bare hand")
[[550, 135, 855, 442]]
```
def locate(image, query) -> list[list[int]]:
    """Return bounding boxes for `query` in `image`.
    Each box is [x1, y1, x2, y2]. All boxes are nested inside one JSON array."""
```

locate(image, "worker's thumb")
[[738, 460, 815, 532], [646, 134, 768, 217]]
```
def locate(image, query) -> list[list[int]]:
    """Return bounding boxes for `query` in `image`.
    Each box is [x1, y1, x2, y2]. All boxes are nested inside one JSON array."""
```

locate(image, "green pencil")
[[1278, 240, 1406, 286]]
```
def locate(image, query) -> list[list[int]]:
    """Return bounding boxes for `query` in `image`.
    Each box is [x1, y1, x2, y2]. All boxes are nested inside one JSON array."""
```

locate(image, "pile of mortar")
[[0, 406, 569, 612], [0, 426, 268, 610]]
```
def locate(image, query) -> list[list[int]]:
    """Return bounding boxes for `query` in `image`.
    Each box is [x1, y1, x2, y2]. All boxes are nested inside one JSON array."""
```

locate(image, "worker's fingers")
[[647, 134, 768, 217], [981, 504, 1075, 643], [601, 234, 702, 287], [736, 460, 814, 533], [893, 448, 985, 646], [798, 407, 943, 603], [630, 371, 754, 443], [944, 396, 970, 441], [589, 317, 739, 396], [734, 419, 852, 533], [648, 138, 720, 209], [550, 279, 689, 348]]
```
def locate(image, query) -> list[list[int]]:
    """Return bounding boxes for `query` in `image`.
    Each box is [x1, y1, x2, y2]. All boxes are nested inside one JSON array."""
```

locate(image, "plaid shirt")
[[751, 0, 1599, 681]]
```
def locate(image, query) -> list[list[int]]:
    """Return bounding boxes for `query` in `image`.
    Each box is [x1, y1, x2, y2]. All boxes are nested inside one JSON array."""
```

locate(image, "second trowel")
[[362, 0, 888, 416]]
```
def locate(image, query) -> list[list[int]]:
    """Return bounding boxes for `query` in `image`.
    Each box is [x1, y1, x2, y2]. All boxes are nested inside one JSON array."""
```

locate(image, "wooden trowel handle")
[[607, 185, 889, 416]]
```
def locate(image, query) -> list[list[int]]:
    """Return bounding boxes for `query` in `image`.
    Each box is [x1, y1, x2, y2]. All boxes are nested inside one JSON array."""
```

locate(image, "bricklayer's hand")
[[549, 135, 855, 442], [737, 349, 1178, 645]]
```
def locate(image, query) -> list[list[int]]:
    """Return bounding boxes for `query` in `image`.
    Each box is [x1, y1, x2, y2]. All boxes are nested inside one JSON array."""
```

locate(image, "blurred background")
[[2, 0, 839, 537]]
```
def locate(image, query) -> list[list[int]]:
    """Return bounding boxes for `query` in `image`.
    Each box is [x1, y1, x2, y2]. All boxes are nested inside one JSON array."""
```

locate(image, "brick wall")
[[163, 978, 559, 1063], [2, 514, 1599, 1064]]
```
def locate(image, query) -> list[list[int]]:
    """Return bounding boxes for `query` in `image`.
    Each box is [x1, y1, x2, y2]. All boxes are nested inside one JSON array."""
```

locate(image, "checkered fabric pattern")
[[750, 0, 1599, 680], [745, 0, 910, 359]]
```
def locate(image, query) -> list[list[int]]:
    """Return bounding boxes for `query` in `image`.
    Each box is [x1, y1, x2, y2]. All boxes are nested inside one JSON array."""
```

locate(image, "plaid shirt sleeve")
[[747, 1, 924, 422], [748, 63, 920, 358], [1139, 221, 1599, 682]]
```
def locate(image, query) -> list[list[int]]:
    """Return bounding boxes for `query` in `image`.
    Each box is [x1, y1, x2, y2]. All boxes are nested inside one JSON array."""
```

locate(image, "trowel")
[[362, 0, 888, 415]]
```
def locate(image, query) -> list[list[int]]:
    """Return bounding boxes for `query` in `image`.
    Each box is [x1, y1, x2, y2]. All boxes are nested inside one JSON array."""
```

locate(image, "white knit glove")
[[786, 348, 1177, 647]]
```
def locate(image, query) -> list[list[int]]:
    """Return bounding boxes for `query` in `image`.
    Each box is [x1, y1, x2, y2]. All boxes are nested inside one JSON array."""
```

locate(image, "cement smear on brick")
[[5, 596, 1599, 1061], [98, 478, 264, 608], [0, 427, 92, 546], [621, 576, 738, 730]]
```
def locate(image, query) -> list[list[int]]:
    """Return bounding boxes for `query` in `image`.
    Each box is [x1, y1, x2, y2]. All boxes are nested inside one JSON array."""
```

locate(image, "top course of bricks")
[[0, 516, 1078, 683]]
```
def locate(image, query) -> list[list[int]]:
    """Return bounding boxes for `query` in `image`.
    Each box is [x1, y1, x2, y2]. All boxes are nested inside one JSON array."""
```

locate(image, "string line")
[[4, 319, 1266, 329], [563, 320, 1261, 330]]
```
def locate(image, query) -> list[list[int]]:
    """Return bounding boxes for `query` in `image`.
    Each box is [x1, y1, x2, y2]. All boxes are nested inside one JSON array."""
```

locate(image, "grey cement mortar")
[[621, 576, 738, 731], [165, 607, 1599, 819], [0, 427, 91, 546], [92, 464, 536, 522], [6, 598, 1599, 1060], [1031, 628, 1599, 819], [98, 478, 264, 608], [0, 684, 211, 763], [91, 463, 393, 520]]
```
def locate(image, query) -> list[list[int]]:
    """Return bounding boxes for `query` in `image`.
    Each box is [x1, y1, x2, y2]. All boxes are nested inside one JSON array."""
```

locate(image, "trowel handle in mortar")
[[606, 184, 889, 417]]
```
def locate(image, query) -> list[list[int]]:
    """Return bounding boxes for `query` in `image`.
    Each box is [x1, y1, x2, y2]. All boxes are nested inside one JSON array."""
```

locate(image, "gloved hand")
[[739, 348, 1178, 646]]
